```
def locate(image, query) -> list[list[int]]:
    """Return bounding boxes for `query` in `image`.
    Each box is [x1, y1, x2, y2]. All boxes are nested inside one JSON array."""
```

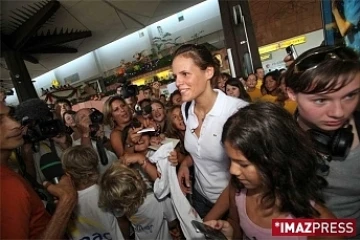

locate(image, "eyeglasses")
[[294, 46, 359, 74]]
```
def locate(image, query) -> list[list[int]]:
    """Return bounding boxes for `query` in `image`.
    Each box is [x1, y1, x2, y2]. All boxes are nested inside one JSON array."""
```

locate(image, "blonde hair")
[[98, 162, 147, 217], [103, 96, 127, 129], [61, 145, 99, 187]]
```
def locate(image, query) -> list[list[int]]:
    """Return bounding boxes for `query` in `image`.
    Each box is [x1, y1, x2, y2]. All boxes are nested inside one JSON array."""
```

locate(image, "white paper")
[[148, 138, 180, 151], [137, 127, 155, 134], [166, 82, 178, 95], [148, 142, 204, 239]]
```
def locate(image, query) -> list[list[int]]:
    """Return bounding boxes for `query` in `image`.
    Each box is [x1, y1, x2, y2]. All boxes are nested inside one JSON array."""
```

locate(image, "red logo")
[[272, 219, 356, 237]]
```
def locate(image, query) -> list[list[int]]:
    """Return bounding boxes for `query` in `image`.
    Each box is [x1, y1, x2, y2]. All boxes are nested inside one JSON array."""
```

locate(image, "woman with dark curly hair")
[[205, 102, 335, 239]]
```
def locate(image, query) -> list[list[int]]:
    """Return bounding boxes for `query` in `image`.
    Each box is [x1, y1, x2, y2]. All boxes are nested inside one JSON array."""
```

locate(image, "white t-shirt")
[[72, 139, 118, 174], [182, 89, 248, 203], [129, 193, 175, 240], [68, 184, 124, 240]]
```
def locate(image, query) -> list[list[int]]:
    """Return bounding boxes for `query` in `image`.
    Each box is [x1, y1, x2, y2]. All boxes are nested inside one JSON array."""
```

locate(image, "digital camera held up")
[[89, 108, 104, 138], [121, 82, 139, 99]]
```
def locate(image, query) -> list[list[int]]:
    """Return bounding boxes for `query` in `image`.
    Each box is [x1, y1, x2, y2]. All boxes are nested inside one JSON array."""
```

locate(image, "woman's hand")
[[177, 162, 191, 194], [203, 220, 233, 240], [121, 153, 145, 166], [127, 127, 142, 145], [168, 150, 178, 166]]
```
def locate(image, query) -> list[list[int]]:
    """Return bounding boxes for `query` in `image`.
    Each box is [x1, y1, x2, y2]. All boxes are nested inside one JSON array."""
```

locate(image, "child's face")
[[226, 85, 240, 98], [171, 108, 185, 131], [224, 141, 262, 190], [246, 75, 257, 88], [151, 102, 165, 123], [134, 134, 150, 152]]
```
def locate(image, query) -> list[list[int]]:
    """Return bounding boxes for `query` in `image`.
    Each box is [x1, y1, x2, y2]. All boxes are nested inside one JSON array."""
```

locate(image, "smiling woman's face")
[[172, 55, 214, 102]]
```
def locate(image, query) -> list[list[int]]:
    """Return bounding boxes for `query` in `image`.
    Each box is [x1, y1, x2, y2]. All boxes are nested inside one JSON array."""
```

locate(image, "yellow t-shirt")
[[255, 79, 263, 89], [284, 100, 297, 115], [259, 94, 277, 103], [247, 88, 263, 101]]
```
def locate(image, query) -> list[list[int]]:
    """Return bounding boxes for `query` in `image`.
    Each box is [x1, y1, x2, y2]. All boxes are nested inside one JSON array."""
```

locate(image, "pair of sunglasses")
[[294, 46, 359, 74]]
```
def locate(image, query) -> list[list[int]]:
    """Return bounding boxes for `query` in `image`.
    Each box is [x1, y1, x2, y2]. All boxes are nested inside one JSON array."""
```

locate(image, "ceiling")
[[0, 0, 204, 90]]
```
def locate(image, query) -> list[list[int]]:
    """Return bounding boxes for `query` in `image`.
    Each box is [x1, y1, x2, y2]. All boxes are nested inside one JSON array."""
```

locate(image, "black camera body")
[[121, 83, 139, 99], [89, 108, 104, 138], [22, 116, 64, 143]]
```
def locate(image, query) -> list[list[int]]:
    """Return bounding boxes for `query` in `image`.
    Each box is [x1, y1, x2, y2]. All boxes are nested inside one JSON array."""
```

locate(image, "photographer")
[[14, 98, 72, 185], [0, 101, 77, 239], [73, 108, 118, 174]]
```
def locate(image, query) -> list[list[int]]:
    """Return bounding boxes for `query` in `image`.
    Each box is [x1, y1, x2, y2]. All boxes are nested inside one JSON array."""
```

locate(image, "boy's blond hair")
[[61, 145, 99, 188], [98, 162, 147, 217]]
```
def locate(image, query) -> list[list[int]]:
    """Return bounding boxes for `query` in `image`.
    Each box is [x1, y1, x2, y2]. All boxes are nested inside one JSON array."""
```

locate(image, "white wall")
[[261, 30, 324, 72], [53, 52, 100, 83], [95, 30, 153, 72]]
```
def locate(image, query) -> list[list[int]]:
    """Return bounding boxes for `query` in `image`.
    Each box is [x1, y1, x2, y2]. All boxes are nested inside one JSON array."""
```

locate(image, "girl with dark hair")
[[284, 45, 360, 237], [171, 44, 248, 218], [259, 70, 282, 103], [245, 73, 263, 101], [62, 110, 81, 142], [205, 102, 335, 239], [169, 90, 182, 106], [225, 78, 252, 102], [166, 105, 188, 163]]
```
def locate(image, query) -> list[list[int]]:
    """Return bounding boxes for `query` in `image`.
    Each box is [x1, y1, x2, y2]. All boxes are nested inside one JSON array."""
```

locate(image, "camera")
[[89, 108, 104, 138], [22, 116, 64, 143], [121, 83, 139, 99]]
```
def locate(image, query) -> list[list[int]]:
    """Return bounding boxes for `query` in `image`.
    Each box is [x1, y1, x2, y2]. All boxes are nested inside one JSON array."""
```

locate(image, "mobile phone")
[[286, 44, 298, 60], [191, 220, 228, 240]]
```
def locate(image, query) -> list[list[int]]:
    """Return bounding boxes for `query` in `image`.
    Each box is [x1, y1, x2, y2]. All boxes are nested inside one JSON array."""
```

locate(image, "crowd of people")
[[0, 43, 359, 240]]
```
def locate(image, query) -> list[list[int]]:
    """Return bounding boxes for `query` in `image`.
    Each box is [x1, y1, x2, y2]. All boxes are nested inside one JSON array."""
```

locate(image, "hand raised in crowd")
[[168, 150, 178, 166], [43, 174, 77, 206], [177, 162, 191, 194], [127, 126, 142, 145], [283, 54, 294, 67], [204, 220, 233, 240]]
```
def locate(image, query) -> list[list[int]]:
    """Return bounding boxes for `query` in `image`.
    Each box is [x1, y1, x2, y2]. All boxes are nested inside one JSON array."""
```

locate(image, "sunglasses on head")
[[294, 46, 359, 74]]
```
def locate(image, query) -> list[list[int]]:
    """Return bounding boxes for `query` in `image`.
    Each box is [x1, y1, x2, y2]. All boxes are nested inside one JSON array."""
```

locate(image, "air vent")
[[177, 12, 184, 22]]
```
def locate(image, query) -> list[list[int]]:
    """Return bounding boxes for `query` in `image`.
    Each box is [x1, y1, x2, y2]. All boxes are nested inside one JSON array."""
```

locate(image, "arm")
[[332, 0, 354, 37], [117, 216, 131, 239], [140, 157, 158, 182], [123, 153, 158, 181], [204, 184, 229, 221], [308, 202, 342, 240], [110, 131, 126, 157], [227, 184, 242, 239], [39, 175, 77, 239], [332, 7, 352, 36]]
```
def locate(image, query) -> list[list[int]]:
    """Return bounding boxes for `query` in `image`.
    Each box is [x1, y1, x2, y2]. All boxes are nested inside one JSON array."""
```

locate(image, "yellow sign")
[[279, 36, 306, 48], [258, 36, 306, 55], [259, 44, 280, 55], [260, 53, 272, 61]]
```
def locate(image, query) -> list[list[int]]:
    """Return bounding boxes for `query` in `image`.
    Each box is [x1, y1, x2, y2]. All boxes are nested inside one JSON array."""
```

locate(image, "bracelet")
[[126, 143, 133, 148]]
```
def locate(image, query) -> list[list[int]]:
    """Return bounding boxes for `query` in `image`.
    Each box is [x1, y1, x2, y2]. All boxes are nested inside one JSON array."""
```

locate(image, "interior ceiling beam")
[[22, 54, 39, 64], [10, 1, 61, 50], [23, 30, 92, 51], [26, 45, 78, 54]]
